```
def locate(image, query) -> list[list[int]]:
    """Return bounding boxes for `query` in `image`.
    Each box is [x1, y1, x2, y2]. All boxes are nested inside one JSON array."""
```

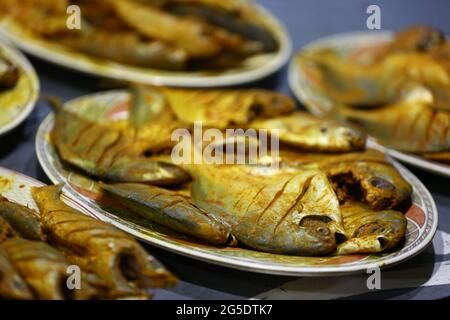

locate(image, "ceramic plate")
[[0, 1, 291, 87], [35, 90, 438, 276], [289, 31, 450, 177], [0, 39, 39, 137], [0, 167, 43, 210]]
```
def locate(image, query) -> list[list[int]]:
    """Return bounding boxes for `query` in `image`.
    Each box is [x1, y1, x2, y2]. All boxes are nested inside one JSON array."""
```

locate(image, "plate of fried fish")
[[289, 26, 450, 177], [0, 39, 39, 136], [35, 86, 438, 276], [0, 0, 291, 87], [0, 166, 177, 300]]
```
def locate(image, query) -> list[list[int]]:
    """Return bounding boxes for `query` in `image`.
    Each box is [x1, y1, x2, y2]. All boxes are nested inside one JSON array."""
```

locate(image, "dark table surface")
[[1, 0, 449, 300]]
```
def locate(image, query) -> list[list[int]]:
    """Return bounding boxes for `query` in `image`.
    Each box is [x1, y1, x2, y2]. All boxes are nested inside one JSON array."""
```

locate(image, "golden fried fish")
[[50, 101, 189, 185], [31, 185, 178, 299], [188, 164, 345, 255], [339, 101, 450, 153], [101, 182, 232, 245], [249, 112, 366, 152], [0, 246, 33, 300], [336, 201, 407, 255], [2, 239, 99, 300]]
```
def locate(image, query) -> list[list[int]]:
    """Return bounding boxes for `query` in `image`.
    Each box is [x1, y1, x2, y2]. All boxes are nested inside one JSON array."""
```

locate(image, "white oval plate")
[[0, 1, 291, 87], [34, 90, 438, 276], [289, 31, 450, 177], [0, 39, 39, 137]]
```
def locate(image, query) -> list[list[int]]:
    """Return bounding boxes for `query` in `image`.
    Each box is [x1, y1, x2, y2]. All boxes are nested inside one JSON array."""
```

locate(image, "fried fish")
[[101, 182, 232, 245], [2, 239, 99, 300], [249, 112, 366, 152], [338, 101, 450, 153], [50, 101, 189, 185], [31, 185, 178, 299], [188, 164, 344, 255], [336, 201, 407, 255]]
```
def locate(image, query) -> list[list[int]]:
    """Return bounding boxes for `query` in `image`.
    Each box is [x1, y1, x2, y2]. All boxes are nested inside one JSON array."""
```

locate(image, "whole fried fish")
[[0, 246, 33, 300], [101, 182, 232, 245], [188, 164, 344, 255], [31, 185, 178, 299], [50, 101, 189, 185], [160, 87, 295, 128], [2, 239, 99, 300], [249, 112, 366, 152], [0, 196, 45, 241], [336, 201, 407, 255]]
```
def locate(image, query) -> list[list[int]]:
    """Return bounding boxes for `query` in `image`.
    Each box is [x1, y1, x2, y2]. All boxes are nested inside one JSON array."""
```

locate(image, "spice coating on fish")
[[31, 185, 178, 299], [2, 239, 99, 300], [250, 112, 366, 152], [50, 103, 189, 185], [189, 165, 344, 255], [336, 201, 407, 255], [101, 182, 231, 245], [271, 149, 412, 210], [0, 246, 33, 300]]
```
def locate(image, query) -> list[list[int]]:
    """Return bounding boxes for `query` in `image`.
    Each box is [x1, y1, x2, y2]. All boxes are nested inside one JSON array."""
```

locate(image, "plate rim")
[[0, 40, 39, 137], [0, 2, 292, 87], [35, 101, 438, 276], [288, 30, 450, 178]]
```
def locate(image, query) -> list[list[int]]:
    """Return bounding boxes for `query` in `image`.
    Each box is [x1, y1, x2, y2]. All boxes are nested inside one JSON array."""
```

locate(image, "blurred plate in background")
[[289, 31, 450, 178]]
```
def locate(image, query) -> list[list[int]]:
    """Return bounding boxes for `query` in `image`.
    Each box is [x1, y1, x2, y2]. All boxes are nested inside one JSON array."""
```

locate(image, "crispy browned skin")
[[31, 185, 177, 299], [2, 239, 99, 300], [0, 196, 45, 241], [101, 182, 232, 245], [0, 246, 33, 300], [267, 149, 412, 210], [336, 201, 407, 255]]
